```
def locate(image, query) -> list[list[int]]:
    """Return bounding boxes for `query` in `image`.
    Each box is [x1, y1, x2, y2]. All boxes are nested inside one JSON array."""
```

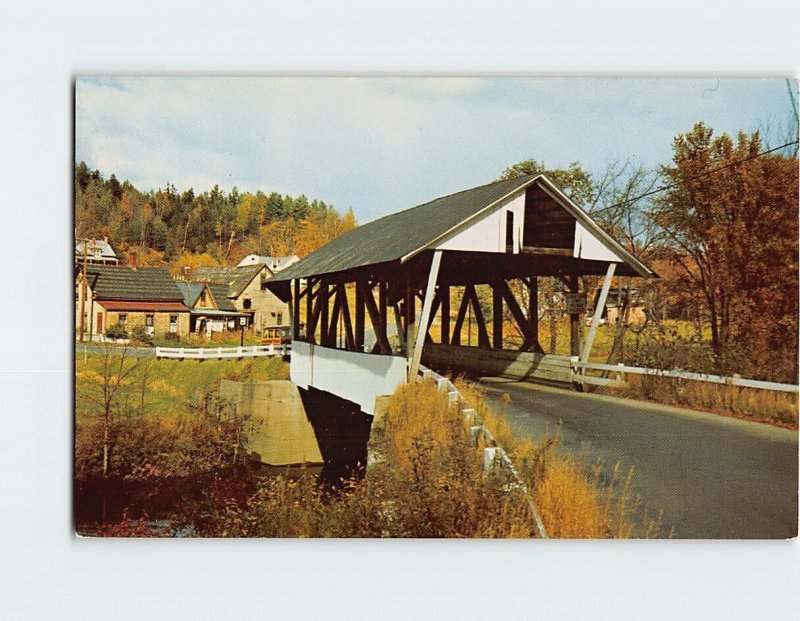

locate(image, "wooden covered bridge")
[[265, 173, 654, 417]]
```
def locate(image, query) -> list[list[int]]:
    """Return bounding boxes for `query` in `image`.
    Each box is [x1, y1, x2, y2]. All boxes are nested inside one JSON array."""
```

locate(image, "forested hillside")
[[74, 161, 357, 272]]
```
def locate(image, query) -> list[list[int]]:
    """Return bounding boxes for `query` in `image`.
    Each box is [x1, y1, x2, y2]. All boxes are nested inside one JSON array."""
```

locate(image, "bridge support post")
[[528, 276, 540, 352], [492, 281, 503, 349], [580, 262, 616, 364], [409, 250, 442, 380], [568, 274, 581, 359], [404, 272, 415, 361], [440, 285, 449, 345], [305, 277, 315, 344], [320, 280, 329, 347], [292, 278, 301, 339]]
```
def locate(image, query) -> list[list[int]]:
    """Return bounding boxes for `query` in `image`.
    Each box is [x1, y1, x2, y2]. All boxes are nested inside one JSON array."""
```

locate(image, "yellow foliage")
[[170, 252, 220, 277]]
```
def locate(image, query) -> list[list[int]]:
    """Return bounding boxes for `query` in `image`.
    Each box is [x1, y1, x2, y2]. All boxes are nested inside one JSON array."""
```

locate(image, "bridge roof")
[[267, 173, 653, 284]]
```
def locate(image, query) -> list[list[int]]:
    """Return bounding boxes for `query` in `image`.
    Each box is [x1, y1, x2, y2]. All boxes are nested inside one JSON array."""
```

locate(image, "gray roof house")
[[237, 254, 300, 272], [76, 238, 119, 265], [190, 263, 289, 333]]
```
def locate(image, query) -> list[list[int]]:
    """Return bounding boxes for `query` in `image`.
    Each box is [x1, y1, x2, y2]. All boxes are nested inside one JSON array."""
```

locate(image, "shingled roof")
[[86, 266, 185, 302], [207, 283, 238, 312], [191, 264, 266, 298], [266, 173, 653, 284], [175, 281, 206, 308]]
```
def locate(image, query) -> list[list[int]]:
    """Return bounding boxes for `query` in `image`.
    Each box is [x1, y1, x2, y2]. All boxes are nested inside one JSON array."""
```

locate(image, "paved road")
[[478, 378, 798, 539]]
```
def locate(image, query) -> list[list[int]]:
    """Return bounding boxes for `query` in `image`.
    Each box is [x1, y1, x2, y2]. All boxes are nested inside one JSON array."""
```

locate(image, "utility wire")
[[589, 139, 799, 216]]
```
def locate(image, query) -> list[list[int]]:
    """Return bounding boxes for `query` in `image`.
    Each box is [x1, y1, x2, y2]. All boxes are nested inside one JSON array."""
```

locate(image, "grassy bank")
[[75, 349, 288, 485], [191, 380, 663, 538]]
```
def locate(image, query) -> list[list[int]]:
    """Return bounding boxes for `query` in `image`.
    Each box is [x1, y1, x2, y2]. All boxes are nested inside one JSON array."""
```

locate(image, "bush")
[[130, 325, 153, 346], [105, 322, 128, 340], [163, 332, 181, 342]]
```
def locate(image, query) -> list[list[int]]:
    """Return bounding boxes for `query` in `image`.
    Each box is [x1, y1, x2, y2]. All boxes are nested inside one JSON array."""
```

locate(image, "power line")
[[589, 139, 799, 216]]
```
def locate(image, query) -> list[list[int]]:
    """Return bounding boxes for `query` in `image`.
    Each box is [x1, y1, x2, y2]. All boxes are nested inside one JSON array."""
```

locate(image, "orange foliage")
[[123, 244, 164, 267]]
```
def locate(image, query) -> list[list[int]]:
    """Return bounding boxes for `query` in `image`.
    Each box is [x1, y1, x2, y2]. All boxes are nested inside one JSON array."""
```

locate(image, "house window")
[[169, 315, 178, 333], [276, 312, 283, 325], [200, 290, 207, 304], [146, 314, 154, 335], [243, 298, 252, 309], [119, 314, 127, 328]]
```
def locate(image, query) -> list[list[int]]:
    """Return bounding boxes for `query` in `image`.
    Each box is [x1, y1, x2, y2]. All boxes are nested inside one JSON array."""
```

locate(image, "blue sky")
[[76, 77, 794, 223]]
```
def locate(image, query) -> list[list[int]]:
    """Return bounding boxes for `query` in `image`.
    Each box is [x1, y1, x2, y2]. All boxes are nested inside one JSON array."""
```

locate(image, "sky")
[[75, 77, 795, 224]]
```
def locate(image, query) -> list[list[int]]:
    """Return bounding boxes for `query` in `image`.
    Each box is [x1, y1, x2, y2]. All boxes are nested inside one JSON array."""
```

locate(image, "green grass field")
[[75, 351, 289, 422]]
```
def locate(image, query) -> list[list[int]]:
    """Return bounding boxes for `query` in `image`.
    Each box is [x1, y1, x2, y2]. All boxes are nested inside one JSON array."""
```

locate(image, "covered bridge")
[[265, 173, 654, 415]]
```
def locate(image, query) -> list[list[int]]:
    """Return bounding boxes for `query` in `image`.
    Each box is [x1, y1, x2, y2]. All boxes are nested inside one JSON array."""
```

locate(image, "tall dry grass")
[[607, 375, 798, 429], [455, 379, 666, 538]]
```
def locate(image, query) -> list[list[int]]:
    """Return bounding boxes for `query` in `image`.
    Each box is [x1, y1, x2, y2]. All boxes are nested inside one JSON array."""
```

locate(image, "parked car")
[[262, 325, 292, 346]]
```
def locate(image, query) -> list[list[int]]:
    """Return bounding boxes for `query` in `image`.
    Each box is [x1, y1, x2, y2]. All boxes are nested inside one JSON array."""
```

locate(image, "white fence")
[[155, 344, 290, 360], [571, 357, 799, 394]]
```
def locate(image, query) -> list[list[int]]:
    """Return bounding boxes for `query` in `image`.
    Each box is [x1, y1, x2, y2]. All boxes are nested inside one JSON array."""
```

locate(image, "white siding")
[[434, 192, 526, 253], [434, 189, 625, 267], [290, 341, 407, 415], [574, 221, 624, 262]]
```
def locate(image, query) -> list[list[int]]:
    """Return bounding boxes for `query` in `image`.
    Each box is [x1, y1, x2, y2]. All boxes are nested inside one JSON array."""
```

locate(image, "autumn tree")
[[170, 251, 220, 278], [653, 123, 799, 380], [587, 162, 665, 363], [498, 158, 596, 207]]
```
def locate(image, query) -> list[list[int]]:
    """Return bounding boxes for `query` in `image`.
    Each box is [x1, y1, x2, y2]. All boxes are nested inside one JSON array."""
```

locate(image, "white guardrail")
[[570, 357, 799, 394], [155, 344, 290, 360], [417, 365, 548, 539]]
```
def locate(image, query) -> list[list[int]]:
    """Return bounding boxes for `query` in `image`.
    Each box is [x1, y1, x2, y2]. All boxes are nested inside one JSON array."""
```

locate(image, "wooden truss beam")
[[498, 280, 542, 353], [354, 280, 365, 351], [361, 280, 391, 354], [339, 284, 356, 351]]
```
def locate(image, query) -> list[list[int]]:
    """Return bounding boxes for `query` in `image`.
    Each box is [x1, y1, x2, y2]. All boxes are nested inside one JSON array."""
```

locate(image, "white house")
[[237, 254, 300, 272]]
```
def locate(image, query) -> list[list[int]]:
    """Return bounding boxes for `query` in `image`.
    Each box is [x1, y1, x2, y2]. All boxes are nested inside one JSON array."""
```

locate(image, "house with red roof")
[[76, 265, 190, 340]]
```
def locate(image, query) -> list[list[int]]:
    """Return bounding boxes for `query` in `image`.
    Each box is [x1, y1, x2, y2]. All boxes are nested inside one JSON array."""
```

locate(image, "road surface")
[[76, 343, 156, 358], [478, 377, 798, 539]]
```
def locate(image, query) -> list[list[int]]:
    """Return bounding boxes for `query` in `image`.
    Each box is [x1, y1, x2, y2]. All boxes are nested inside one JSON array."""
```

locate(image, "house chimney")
[[103, 235, 109, 243], [129, 252, 137, 269]]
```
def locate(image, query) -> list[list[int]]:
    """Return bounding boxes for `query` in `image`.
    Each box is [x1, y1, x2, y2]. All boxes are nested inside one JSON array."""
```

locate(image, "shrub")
[[130, 325, 153, 346], [163, 332, 181, 342], [105, 322, 128, 340]]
